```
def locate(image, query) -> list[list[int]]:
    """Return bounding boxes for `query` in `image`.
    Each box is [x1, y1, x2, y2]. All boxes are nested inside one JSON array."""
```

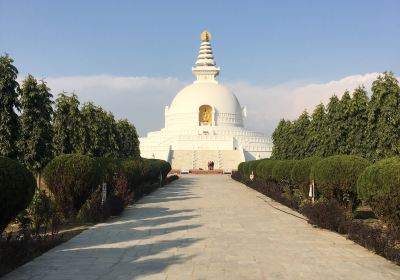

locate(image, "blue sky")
[[1, 0, 399, 135]]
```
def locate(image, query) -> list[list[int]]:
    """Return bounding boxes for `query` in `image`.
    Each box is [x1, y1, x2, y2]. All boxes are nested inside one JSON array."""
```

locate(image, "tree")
[[291, 111, 310, 159], [115, 119, 140, 158], [337, 91, 351, 154], [0, 54, 20, 158], [324, 95, 342, 156], [53, 93, 81, 155], [347, 86, 369, 157], [367, 72, 400, 161], [79, 102, 118, 157], [306, 103, 327, 157], [19, 75, 54, 185], [272, 119, 292, 159]]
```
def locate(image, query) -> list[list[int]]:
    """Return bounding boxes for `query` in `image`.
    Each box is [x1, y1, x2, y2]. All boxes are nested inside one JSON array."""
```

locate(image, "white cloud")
[[44, 73, 388, 137]]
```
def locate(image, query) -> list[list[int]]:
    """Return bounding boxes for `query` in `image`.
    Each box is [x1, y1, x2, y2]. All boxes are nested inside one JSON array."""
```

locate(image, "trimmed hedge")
[[256, 160, 280, 182], [357, 157, 400, 229], [291, 157, 322, 196], [239, 159, 263, 179], [271, 160, 297, 182], [0, 157, 36, 233], [311, 155, 370, 208], [44, 154, 171, 220], [43, 154, 101, 218]]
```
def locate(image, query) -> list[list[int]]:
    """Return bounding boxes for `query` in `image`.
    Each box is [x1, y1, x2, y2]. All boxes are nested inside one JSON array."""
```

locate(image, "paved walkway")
[[4, 175, 400, 280]]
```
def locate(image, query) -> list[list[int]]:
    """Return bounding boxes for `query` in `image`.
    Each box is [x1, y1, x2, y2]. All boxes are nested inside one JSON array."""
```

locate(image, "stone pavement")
[[4, 175, 400, 280]]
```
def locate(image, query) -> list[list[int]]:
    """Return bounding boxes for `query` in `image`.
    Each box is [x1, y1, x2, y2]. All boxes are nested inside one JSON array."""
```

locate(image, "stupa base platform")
[[169, 169, 234, 175]]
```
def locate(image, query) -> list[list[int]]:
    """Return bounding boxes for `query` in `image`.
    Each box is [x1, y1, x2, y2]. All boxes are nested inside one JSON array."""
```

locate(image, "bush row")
[[43, 154, 171, 221], [234, 156, 400, 264], [0, 154, 171, 233], [236, 155, 400, 229]]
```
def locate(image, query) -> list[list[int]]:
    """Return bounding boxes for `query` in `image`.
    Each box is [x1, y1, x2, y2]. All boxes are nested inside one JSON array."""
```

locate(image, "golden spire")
[[201, 30, 212, 42]]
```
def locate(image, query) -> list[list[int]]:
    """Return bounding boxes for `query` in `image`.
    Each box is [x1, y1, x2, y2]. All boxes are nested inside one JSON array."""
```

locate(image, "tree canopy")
[[0, 55, 20, 159], [18, 75, 54, 174], [272, 72, 400, 161]]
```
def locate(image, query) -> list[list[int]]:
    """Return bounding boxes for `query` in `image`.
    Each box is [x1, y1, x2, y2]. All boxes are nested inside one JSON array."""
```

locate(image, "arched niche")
[[199, 105, 212, 125]]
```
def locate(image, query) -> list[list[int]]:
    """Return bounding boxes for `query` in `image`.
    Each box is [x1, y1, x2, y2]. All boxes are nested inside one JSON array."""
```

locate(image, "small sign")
[[309, 180, 315, 204], [101, 183, 107, 205], [250, 171, 254, 181]]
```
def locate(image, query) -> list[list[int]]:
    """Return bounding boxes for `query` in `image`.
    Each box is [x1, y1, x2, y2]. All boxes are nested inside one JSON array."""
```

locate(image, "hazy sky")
[[1, 0, 399, 136]]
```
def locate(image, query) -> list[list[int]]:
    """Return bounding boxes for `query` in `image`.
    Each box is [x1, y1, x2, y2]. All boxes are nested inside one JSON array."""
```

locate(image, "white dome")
[[169, 82, 242, 115], [165, 82, 244, 129], [164, 32, 245, 129]]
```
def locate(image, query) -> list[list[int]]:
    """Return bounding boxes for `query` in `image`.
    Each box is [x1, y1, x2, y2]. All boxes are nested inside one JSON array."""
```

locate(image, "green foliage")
[[271, 73, 400, 160], [121, 159, 144, 189], [18, 75, 54, 174], [43, 154, 101, 218], [0, 156, 36, 233], [271, 119, 292, 159], [367, 72, 400, 161], [311, 155, 370, 207], [79, 102, 118, 157], [357, 157, 400, 229], [348, 86, 369, 156], [272, 113, 311, 160], [306, 103, 327, 157], [76, 186, 109, 223], [291, 157, 322, 196], [324, 95, 342, 156], [238, 162, 245, 177], [53, 93, 81, 155], [22, 189, 62, 236], [142, 158, 171, 183], [116, 119, 140, 159], [255, 160, 280, 181], [243, 159, 263, 177], [0, 55, 20, 159], [271, 160, 297, 182], [337, 91, 351, 154], [94, 157, 122, 187]]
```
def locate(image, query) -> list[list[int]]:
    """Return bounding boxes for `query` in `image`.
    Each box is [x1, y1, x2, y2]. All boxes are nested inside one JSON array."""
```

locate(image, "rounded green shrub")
[[291, 157, 322, 196], [256, 160, 280, 181], [121, 159, 143, 190], [357, 157, 400, 229], [122, 158, 170, 196], [94, 157, 122, 186], [43, 154, 101, 218], [0, 157, 36, 233], [243, 159, 263, 178], [238, 162, 245, 176], [311, 155, 370, 207], [272, 160, 297, 182]]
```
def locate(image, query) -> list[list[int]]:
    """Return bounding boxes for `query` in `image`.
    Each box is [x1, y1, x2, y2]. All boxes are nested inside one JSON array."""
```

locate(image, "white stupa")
[[140, 31, 272, 170]]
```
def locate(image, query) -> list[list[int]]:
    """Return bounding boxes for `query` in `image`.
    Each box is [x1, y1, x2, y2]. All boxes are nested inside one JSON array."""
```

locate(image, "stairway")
[[170, 149, 243, 170]]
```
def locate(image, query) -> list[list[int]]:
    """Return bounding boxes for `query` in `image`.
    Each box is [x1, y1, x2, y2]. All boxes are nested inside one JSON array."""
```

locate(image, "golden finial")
[[201, 30, 212, 42]]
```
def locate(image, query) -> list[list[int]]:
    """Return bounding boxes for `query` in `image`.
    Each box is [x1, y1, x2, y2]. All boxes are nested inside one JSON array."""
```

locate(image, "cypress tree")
[[306, 103, 327, 157], [271, 119, 292, 159], [79, 102, 118, 157], [367, 72, 400, 160], [0, 55, 20, 158], [53, 93, 81, 155], [291, 111, 310, 159], [115, 119, 140, 159], [324, 95, 342, 156], [19, 75, 54, 183], [348, 86, 369, 157], [337, 91, 351, 154]]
